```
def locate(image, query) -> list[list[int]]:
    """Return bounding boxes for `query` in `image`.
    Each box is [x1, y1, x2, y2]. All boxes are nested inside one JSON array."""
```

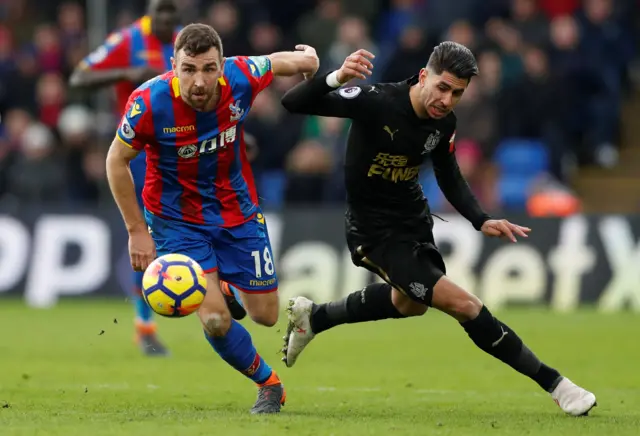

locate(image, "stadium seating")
[[494, 138, 549, 210], [494, 138, 549, 177]]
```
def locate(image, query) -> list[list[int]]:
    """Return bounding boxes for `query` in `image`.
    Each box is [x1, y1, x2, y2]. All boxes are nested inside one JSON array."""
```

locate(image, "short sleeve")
[[236, 55, 274, 97], [116, 92, 152, 151], [80, 31, 129, 70]]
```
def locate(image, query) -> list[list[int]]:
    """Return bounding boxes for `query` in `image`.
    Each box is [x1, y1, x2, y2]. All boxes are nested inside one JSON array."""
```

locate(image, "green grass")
[[0, 299, 638, 435]]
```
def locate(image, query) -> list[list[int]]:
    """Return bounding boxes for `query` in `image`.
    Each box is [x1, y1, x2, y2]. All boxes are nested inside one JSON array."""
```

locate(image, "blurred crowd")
[[0, 0, 638, 214]]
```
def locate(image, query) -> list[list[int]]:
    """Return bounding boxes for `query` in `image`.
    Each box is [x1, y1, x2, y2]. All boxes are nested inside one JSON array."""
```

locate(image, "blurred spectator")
[[547, 14, 620, 170], [4, 122, 66, 204], [422, 0, 478, 39], [326, 16, 379, 73], [57, 2, 87, 75], [454, 78, 500, 158], [0, 108, 32, 197], [285, 138, 334, 204], [302, 115, 350, 202], [377, 0, 423, 50], [205, 1, 250, 56], [36, 72, 66, 128], [296, 0, 342, 61], [509, 0, 550, 46], [381, 25, 431, 82], [475, 50, 503, 97], [245, 84, 304, 174], [445, 20, 480, 53], [5, 0, 39, 47], [57, 104, 102, 202], [538, 0, 580, 19], [248, 21, 284, 55], [32, 24, 64, 73], [500, 45, 554, 140], [0, 0, 636, 211], [484, 19, 525, 87]]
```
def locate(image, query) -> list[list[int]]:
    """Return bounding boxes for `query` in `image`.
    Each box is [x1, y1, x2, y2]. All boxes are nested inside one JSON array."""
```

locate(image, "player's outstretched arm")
[[69, 65, 160, 89], [268, 45, 320, 78], [432, 148, 530, 241], [106, 138, 156, 271], [281, 48, 375, 118], [431, 135, 492, 231], [69, 31, 161, 89]]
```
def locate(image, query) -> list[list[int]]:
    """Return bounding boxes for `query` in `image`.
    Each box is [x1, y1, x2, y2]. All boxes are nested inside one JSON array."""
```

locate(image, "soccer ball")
[[142, 253, 207, 317]]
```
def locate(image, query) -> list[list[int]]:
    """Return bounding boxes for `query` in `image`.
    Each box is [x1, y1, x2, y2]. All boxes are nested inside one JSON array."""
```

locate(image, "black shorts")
[[346, 223, 446, 306]]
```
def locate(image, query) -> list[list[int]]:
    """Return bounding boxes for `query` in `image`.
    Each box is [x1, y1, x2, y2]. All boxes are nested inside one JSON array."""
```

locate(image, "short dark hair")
[[426, 41, 478, 80], [148, 0, 177, 14], [174, 23, 223, 58]]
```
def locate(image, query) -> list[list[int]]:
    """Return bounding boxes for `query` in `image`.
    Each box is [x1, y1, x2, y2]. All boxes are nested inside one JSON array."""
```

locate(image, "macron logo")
[[163, 125, 196, 134]]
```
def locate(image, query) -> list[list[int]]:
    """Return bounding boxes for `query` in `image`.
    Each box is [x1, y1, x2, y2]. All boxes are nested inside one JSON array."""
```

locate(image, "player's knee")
[[449, 295, 483, 322], [243, 290, 279, 327], [432, 277, 483, 321], [199, 308, 232, 336], [248, 299, 279, 326], [249, 309, 279, 327]]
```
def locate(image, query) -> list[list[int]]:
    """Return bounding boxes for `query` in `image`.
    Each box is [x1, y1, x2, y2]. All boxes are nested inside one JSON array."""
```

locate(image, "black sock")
[[461, 306, 562, 392], [310, 283, 406, 334]]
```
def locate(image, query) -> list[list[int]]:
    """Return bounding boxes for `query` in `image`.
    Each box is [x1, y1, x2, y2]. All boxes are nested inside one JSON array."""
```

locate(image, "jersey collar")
[[140, 15, 152, 36]]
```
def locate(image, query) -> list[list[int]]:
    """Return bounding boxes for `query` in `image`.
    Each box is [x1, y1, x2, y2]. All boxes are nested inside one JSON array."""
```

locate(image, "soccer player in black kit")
[[280, 41, 596, 416]]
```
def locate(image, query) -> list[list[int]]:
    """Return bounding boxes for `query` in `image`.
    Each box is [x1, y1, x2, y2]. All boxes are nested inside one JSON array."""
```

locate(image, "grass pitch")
[[0, 299, 638, 435]]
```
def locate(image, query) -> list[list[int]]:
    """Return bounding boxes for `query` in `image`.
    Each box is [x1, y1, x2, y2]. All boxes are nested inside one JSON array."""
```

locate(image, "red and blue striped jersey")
[[116, 55, 274, 227], [79, 16, 181, 113]]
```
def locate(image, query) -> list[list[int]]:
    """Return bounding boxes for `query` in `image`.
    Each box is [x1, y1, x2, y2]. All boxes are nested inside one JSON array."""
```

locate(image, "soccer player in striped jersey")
[[106, 24, 319, 413], [70, 1, 245, 356]]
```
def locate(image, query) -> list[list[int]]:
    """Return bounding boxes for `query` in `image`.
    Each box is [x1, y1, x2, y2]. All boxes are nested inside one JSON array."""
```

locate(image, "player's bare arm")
[[281, 48, 375, 118], [267, 45, 320, 77], [69, 65, 161, 89], [106, 138, 156, 271]]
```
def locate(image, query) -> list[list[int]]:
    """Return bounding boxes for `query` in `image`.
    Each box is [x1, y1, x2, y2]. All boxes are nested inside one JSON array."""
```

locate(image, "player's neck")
[[408, 84, 429, 119]]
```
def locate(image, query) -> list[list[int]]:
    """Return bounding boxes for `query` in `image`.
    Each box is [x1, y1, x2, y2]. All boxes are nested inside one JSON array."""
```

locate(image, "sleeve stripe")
[[116, 132, 134, 148]]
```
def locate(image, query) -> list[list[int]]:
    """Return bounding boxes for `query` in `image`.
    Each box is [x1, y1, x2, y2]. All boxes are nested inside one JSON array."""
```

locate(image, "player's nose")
[[193, 73, 205, 87], [441, 92, 453, 108]]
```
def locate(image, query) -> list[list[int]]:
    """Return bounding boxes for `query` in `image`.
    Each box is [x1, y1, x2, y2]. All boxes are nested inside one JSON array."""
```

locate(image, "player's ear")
[[419, 68, 428, 87], [171, 57, 176, 72]]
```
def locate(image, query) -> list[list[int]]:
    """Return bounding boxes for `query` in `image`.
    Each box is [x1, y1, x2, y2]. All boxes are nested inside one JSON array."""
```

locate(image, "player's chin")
[[189, 95, 208, 108], [427, 106, 449, 119]]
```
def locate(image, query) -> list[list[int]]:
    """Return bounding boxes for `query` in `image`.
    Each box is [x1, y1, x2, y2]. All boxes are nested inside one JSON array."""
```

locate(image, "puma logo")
[[492, 326, 509, 347], [383, 125, 398, 140]]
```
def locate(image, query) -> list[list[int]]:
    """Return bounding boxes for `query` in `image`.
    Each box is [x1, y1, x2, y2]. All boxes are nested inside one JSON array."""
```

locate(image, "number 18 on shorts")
[[145, 210, 278, 293]]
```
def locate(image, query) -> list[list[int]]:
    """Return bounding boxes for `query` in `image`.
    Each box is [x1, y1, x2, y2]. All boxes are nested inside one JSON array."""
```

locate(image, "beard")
[[187, 86, 219, 111]]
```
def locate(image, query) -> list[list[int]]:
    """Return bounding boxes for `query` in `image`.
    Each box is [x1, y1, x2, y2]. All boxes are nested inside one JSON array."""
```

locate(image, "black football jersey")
[[281, 73, 490, 239]]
